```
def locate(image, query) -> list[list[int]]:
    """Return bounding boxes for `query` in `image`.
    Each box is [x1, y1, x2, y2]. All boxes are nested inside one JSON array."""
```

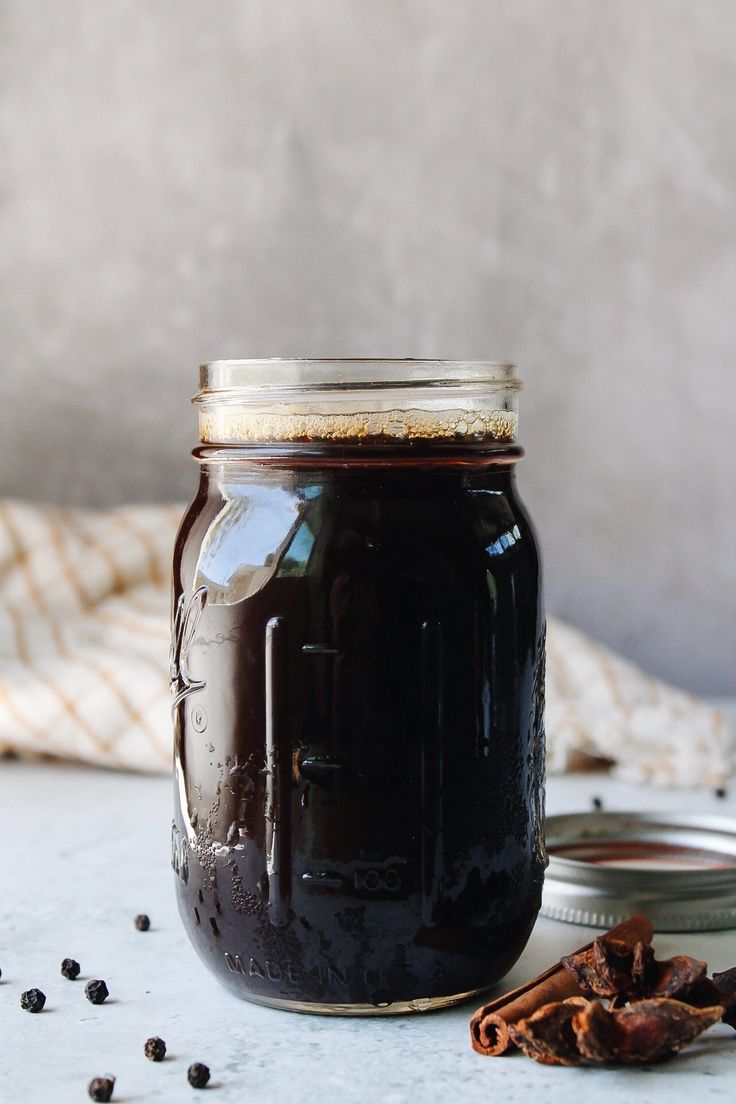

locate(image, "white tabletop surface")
[[2, 759, 736, 1104]]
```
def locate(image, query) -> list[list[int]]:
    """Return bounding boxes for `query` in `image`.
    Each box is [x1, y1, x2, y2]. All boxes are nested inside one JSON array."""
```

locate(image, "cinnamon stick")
[[470, 915, 654, 1056]]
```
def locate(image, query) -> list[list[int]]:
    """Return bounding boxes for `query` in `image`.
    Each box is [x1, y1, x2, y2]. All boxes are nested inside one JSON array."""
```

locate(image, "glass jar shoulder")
[[173, 464, 540, 603], [460, 474, 542, 578]]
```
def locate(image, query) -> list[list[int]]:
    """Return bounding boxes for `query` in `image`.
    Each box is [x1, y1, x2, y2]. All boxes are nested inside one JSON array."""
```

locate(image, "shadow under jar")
[[171, 360, 546, 1015]]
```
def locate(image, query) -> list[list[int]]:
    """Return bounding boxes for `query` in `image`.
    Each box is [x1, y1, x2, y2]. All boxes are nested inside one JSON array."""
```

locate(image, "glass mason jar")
[[171, 360, 546, 1014]]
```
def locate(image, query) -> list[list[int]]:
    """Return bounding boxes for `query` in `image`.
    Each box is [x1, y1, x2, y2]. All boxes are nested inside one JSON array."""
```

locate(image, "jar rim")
[[196, 359, 520, 400]]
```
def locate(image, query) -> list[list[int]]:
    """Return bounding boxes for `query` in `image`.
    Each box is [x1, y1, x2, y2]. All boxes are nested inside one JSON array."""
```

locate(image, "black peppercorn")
[[144, 1036, 167, 1062], [187, 1062, 211, 1089], [715, 787, 728, 799], [20, 987, 46, 1012], [87, 1076, 115, 1102], [85, 979, 109, 1004], [134, 914, 151, 931], [591, 796, 603, 811], [60, 957, 81, 980]]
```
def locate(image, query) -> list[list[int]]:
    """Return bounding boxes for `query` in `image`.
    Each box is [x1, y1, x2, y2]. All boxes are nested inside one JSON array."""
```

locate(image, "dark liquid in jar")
[[172, 446, 545, 1010]]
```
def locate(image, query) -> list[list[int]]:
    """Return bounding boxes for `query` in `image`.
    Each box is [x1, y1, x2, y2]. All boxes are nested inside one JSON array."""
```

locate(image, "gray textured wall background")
[[1, 0, 735, 694]]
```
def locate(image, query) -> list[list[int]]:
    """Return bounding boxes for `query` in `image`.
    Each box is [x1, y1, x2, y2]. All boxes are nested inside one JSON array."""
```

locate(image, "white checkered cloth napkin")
[[0, 500, 733, 786]]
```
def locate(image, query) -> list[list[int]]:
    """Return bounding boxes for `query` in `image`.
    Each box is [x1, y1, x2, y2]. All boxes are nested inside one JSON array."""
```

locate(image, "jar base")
[[226, 985, 490, 1017]]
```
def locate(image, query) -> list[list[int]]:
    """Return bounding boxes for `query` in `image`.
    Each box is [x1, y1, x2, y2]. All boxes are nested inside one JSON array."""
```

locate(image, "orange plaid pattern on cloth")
[[0, 500, 733, 784], [0, 500, 179, 771]]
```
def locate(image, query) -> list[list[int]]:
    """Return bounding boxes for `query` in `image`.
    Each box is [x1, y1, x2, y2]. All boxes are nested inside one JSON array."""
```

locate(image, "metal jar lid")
[[542, 811, 736, 932]]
